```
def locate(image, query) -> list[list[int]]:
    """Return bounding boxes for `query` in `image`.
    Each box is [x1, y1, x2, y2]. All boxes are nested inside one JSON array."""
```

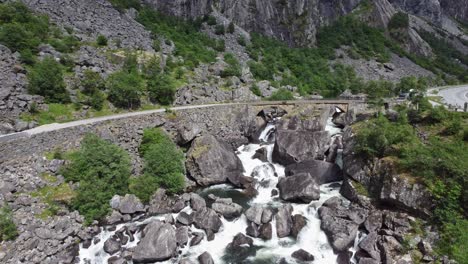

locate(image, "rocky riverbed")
[[0, 105, 440, 264]]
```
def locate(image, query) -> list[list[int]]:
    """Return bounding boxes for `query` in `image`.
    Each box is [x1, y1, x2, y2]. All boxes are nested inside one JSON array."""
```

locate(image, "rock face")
[[132, 221, 176, 263], [186, 134, 244, 186], [278, 173, 320, 203], [211, 199, 243, 219], [148, 189, 185, 215], [192, 207, 223, 233], [285, 160, 343, 184], [145, 0, 361, 47], [318, 197, 366, 252], [0, 44, 43, 134], [275, 204, 293, 238], [272, 130, 330, 166], [341, 127, 433, 217]]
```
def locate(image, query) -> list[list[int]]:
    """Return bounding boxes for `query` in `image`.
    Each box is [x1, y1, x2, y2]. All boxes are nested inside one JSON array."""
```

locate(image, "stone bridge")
[[0, 100, 366, 165]]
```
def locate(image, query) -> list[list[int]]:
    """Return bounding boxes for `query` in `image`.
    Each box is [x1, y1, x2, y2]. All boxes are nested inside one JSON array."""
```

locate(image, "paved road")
[[428, 85, 468, 110], [0, 100, 354, 141]]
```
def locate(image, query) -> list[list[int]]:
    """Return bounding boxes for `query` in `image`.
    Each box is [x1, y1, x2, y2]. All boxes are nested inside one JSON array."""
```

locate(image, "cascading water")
[[78, 118, 349, 264]]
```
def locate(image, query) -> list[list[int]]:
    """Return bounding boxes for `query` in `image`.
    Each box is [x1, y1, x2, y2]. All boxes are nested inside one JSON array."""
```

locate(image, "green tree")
[[96, 35, 108, 46], [147, 73, 176, 105], [107, 70, 144, 109], [131, 128, 185, 202], [61, 134, 131, 224], [268, 89, 294, 101], [227, 22, 235, 34], [28, 57, 70, 103], [215, 24, 225, 35]]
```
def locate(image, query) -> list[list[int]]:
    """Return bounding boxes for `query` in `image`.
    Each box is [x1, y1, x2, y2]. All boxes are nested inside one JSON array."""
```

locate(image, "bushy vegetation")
[[267, 89, 294, 101], [354, 105, 468, 263], [0, 2, 79, 63], [388, 12, 410, 30], [245, 15, 405, 98], [388, 12, 409, 42], [137, 7, 218, 69], [96, 35, 108, 46], [417, 30, 468, 82], [108, 0, 141, 12], [28, 57, 70, 103], [61, 134, 132, 224], [0, 205, 17, 242], [107, 67, 145, 109], [221, 53, 241, 78], [130, 128, 185, 202]]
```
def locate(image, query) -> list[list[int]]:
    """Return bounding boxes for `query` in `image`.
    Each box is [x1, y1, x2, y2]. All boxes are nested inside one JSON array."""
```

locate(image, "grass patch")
[[353, 181, 370, 197], [32, 183, 76, 219]]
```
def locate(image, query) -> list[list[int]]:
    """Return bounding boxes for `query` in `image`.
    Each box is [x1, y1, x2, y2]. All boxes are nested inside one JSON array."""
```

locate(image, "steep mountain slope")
[[0, 0, 467, 135]]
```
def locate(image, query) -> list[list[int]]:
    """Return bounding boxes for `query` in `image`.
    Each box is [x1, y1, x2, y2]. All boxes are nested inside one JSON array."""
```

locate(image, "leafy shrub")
[[147, 73, 176, 105], [221, 53, 241, 77], [214, 39, 226, 52], [137, 8, 218, 68], [0, 2, 49, 54], [96, 35, 108, 46], [428, 106, 449, 123], [0, 205, 17, 242], [237, 36, 246, 46], [61, 134, 131, 224], [81, 70, 105, 95], [205, 15, 217, 26], [437, 220, 468, 264], [268, 89, 294, 101], [227, 22, 235, 34], [107, 70, 144, 109], [215, 24, 225, 35], [28, 57, 70, 103], [354, 115, 418, 159], [250, 84, 262, 97], [388, 12, 409, 30], [131, 128, 185, 202], [108, 0, 141, 12]]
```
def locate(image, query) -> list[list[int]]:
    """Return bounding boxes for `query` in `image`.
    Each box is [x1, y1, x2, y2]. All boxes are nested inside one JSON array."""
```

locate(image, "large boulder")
[[110, 194, 145, 215], [186, 134, 244, 186], [212, 199, 243, 220], [272, 130, 330, 166], [292, 249, 315, 262], [148, 189, 185, 215], [245, 205, 264, 225], [132, 221, 176, 263], [285, 160, 342, 184], [275, 204, 293, 238], [198, 252, 214, 264], [277, 173, 320, 203], [192, 207, 222, 233], [318, 198, 362, 252]]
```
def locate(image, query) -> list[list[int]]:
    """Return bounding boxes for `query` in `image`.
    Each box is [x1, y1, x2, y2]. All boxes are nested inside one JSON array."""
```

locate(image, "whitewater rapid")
[[79, 119, 347, 263]]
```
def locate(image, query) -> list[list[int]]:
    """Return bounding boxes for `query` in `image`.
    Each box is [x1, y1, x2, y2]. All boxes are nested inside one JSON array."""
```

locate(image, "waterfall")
[[78, 118, 348, 264]]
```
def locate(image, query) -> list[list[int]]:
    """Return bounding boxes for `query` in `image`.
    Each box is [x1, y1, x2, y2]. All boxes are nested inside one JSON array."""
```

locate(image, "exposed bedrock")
[[341, 127, 434, 218], [185, 133, 245, 187]]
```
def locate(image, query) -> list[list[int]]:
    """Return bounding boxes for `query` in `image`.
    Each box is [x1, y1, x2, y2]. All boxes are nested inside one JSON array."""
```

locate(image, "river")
[[79, 118, 354, 263]]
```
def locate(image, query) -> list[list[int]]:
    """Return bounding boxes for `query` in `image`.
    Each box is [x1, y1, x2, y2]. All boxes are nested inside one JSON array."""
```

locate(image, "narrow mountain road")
[[428, 85, 468, 110], [0, 100, 350, 142]]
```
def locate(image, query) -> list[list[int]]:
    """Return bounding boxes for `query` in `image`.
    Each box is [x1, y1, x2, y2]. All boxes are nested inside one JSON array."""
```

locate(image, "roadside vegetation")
[[130, 128, 185, 202], [60, 134, 132, 224], [54, 130, 184, 223], [354, 102, 468, 263]]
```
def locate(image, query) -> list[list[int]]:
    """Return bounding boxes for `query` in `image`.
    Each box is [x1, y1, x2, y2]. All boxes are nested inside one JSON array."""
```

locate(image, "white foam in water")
[[79, 117, 350, 264]]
